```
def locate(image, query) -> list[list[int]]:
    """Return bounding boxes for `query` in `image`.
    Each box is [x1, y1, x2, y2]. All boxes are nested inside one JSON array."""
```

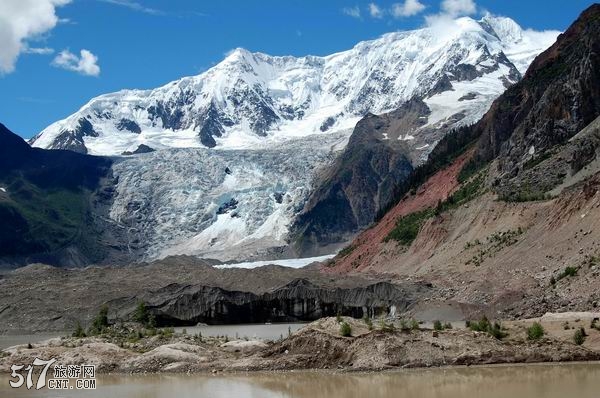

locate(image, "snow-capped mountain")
[[29, 15, 559, 262], [31, 15, 558, 156]]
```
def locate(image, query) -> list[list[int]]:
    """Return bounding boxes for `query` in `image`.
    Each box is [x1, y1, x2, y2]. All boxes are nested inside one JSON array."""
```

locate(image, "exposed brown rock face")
[[471, 4, 600, 188]]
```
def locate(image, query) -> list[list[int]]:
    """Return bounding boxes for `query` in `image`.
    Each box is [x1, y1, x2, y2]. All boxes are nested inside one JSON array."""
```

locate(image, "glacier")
[[109, 132, 348, 261]]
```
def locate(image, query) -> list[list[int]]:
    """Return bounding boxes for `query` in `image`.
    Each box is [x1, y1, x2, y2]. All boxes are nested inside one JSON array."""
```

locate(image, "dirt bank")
[[2, 314, 599, 374]]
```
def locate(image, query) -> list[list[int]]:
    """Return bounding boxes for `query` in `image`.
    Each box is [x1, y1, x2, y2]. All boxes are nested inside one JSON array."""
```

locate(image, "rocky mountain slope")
[[0, 124, 117, 267], [325, 4, 600, 321], [291, 100, 425, 254], [0, 256, 418, 332]]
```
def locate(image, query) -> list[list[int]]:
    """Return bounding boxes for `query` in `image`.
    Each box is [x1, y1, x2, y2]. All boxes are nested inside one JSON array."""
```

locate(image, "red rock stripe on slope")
[[325, 149, 474, 273]]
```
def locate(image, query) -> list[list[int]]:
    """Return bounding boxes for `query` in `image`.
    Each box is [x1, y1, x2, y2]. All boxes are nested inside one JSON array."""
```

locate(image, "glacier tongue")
[[110, 131, 348, 261]]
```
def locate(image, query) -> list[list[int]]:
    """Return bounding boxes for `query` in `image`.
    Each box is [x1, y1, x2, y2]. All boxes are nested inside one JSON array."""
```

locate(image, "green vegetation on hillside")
[[464, 228, 525, 267], [499, 190, 551, 203], [550, 266, 579, 286], [384, 209, 434, 245], [338, 245, 356, 258], [385, 171, 486, 246]]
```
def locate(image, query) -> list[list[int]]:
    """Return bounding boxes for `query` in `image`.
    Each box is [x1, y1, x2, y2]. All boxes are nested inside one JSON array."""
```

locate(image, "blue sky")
[[0, 0, 595, 139]]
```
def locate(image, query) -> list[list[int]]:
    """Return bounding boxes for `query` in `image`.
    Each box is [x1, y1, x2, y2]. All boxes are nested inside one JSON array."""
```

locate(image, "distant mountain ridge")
[[30, 15, 558, 157]]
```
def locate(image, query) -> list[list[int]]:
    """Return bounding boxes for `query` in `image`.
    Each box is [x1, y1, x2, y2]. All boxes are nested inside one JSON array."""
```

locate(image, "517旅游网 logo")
[[9, 358, 97, 390]]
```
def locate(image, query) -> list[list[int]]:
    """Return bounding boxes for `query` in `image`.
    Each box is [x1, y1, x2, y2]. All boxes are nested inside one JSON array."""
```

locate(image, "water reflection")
[[2, 363, 600, 398]]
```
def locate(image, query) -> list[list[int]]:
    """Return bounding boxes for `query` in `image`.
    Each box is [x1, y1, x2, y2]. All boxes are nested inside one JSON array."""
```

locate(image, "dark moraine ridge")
[[110, 279, 434, 326]]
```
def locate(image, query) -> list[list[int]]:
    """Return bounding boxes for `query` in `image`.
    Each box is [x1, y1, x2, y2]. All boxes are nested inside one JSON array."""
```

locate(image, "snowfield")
[[215, 254, 337, 269]]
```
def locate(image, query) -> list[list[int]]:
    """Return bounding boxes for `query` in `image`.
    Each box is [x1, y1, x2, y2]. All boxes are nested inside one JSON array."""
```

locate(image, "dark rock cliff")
[[291, 100, 430, 255]]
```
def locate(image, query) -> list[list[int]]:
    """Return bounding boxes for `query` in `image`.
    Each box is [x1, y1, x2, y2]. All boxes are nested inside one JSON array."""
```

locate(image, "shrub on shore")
[[73, 322, 86, 338], [468, 316, 507, 339], [527, 322, 545, 340], [340, 321, 352, 337], [574, 328, 587, 345], [432, 320, 453, 331], [134, 301, 157, 328], [89, 305, 109, 335], [379, 318, 396, 332], [411, 319, 420, 330]]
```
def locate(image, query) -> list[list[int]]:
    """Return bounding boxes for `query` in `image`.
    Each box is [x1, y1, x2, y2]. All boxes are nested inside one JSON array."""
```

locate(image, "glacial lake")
[[2, 363, 600, 397], [0, 323, 307, 350]]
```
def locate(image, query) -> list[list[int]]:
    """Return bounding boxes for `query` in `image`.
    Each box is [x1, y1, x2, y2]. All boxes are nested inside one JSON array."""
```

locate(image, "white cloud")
[[24, 46, 55, 55], [99, 0, 163, 15], [424, 0, 478, 27], [391, 0, 426, 17], [0, 0, 71, 74], [52, 49, 100, 76], [342, 6, 361, 18], [369, 3, 384, 18], [441, 0, 477, 17], [58, 17, 76, 24]]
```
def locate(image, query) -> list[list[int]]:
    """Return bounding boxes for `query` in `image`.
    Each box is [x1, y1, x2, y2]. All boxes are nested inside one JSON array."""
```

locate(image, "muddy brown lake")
[[2, 363, 600, 397]]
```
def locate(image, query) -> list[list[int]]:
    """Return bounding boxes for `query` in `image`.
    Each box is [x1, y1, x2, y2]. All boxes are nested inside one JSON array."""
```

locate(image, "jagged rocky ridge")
[[29, 15, 555, 156], [473, 5, 600, 199]]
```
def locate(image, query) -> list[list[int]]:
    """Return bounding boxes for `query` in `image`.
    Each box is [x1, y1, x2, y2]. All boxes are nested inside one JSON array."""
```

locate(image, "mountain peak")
[[479, 14, 524, 44], [223, 47, 253, 62]]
